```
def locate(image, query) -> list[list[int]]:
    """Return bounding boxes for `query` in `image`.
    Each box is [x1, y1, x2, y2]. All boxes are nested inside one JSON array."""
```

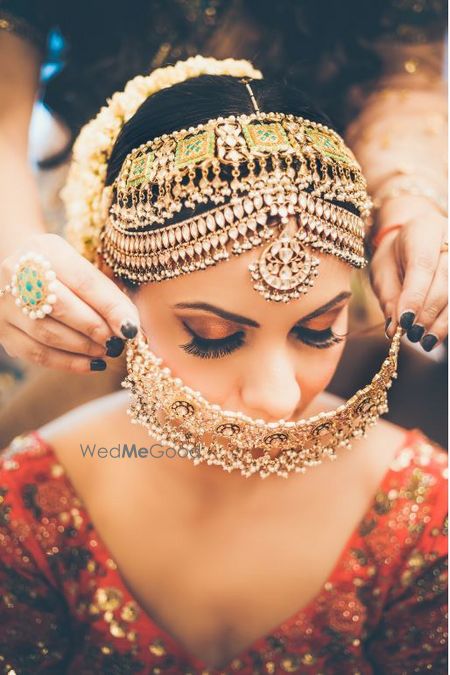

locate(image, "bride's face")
[[129, 226, 352, 423]]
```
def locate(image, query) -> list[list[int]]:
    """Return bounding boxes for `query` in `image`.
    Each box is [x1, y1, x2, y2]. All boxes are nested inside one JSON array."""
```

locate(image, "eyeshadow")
[[181, 317, 241, 340]]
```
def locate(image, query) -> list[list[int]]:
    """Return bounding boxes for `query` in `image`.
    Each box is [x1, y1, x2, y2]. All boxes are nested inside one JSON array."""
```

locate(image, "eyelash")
[[180, 329, 246, 359], [290, 325, 345, 350], [180, 324, 345, 359]]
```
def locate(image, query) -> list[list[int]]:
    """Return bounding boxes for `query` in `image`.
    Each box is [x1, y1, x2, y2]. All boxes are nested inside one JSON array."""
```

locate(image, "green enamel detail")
[[175, 130, 215, 168], [16, 261, 47, 309], [255, 128, 277, 142], [127, 151, 155, 188], [242, 122, 291, 153], [303, 126, 354, 167]]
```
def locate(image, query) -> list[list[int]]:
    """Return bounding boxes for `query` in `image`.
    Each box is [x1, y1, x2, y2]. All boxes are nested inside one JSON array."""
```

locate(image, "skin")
[[39, 230, 407, 669]]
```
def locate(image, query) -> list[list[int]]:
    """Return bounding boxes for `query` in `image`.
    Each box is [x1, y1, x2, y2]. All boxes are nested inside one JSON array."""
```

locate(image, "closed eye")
[[291, 324, 346, 349], [180, 323, 245, 359]]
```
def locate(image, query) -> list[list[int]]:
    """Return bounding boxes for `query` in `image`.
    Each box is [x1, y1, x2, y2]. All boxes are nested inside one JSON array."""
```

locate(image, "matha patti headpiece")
[[62, 55, 371, 303], [100, 107, 371, 302]]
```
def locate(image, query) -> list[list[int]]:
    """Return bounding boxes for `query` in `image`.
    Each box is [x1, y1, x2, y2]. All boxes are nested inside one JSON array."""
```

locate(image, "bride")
[[0, 57, 446, 674]]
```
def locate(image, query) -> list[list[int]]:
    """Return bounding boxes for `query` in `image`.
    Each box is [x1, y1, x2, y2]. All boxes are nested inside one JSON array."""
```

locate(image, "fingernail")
[[400, 311, 415, 330], [421, 333, 438, 352], [120, 320, 138, 339], [90, 359, 107, 371], [384, 317, 392, 339], [106, 336, 125, 358], [407, 324, 425, 343]]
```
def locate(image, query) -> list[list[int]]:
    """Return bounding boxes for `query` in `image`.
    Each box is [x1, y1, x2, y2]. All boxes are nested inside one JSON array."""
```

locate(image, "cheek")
[[139, 309, 234, 401], [297, 310, 349, 403], [297, 339, 347, 410]]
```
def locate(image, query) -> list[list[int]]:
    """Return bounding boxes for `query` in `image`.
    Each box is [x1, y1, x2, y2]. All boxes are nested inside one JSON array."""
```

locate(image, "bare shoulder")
[[38, 390, 130, 448], [37, 390, 131, 482], [319, 390, 410, 478]]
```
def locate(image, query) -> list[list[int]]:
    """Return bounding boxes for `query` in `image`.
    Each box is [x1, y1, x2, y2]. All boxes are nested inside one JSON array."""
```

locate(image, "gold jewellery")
[[62, 55, 371, 302], [62, 56, 401, 479], [123, 326, 403, 479], [0, 252, 57, 320], [100, 110, 371, 302]]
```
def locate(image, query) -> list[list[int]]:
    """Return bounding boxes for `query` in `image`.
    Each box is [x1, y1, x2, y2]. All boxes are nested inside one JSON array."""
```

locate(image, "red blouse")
[[0, 428, 447, 675]]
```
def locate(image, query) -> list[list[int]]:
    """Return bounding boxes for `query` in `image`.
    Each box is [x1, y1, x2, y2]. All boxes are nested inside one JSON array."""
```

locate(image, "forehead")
[[137, 246, 352, 323]]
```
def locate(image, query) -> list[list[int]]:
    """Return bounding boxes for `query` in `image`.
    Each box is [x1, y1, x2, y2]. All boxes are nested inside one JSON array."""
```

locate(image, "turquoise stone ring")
[[9, 252, 57, 320]]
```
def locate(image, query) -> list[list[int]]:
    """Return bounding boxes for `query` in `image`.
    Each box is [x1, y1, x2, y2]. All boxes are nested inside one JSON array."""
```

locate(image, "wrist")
[[371, 175, 448, 219], [370, 223, 404, 253]]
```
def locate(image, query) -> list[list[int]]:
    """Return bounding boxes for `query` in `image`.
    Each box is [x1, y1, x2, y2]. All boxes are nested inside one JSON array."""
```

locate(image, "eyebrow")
[[299, 291, 352, 322], [173, 292, 351, 327]]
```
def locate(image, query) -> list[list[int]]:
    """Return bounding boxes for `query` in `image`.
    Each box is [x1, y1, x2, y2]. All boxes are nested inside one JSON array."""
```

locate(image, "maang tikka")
[[242, 79, 321, 301]]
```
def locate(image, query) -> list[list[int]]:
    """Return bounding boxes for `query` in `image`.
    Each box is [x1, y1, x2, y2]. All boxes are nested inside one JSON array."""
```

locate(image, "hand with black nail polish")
[[407, 324, 425, 343], [106, 336, 125, 357], [421, 334, 439, 352], [369, 212, 447, 347], [400, 311, 415, 331], [121, 320, 138, 339], [90, 359, 107, 371]]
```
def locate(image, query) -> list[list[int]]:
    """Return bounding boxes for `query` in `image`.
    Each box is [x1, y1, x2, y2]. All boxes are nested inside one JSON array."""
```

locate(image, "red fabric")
[[0, 428, 447, 674]]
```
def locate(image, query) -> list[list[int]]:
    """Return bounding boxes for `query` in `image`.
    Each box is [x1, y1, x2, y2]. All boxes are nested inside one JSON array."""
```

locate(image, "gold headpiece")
[[62, 56, 371, 303], [101, 109, 370, 301]]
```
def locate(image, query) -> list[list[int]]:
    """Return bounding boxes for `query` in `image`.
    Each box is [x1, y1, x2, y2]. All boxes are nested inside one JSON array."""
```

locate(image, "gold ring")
[[440, 241, 448, 253], [9, 252, 58, 320]]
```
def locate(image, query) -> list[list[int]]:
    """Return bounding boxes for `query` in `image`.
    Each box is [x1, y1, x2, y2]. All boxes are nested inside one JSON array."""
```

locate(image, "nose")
[[239, 349, 301, 422]]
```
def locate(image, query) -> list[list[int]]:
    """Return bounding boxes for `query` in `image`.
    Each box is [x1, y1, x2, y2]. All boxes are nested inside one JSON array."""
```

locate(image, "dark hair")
[[106, 75, 332, 185], [105, 75, 335, 290]]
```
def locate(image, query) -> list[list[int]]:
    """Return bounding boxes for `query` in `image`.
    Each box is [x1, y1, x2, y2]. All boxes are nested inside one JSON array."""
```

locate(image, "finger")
[[408, 252, 448, 342], [420, 305, 448, 352], [1, 323, 103, 373], [395, 223, 442, 331], [42, 279, 115, 347], [369, 243, 402, 338], [4, 292, 107, 358], [51, 238, 140, 338], [2, 247, 121, 347]]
